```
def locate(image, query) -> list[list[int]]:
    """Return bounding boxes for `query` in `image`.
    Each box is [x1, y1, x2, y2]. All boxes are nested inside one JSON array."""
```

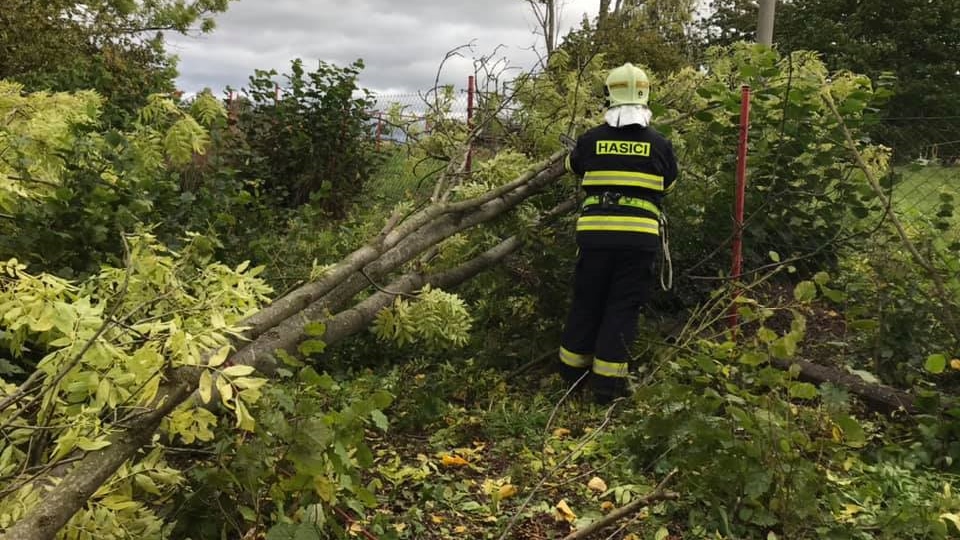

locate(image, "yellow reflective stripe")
[[582, 170, 664, 191], [559, 347, 593, 368], [593, 359, 628, 378], [664, 179, 677, 193], [582, 196, 660, 217], [577, 216, 659, 234]]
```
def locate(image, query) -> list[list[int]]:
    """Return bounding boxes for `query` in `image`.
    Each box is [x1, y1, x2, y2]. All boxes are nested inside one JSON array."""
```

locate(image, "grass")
[[862, 164, 960, 243], [894, 163, 959, 216]]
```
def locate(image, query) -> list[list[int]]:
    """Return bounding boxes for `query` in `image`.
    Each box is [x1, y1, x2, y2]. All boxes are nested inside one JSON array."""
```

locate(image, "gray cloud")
[[167, 0, 596, 97]]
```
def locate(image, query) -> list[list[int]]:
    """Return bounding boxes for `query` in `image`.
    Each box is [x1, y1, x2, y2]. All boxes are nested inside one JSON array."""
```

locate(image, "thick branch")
[[240, 150, 564, 337], [230, 158, 567, 373], [773, 357, 917, 414], [0, 157, 569, 540], [0, 381, 193, 540]]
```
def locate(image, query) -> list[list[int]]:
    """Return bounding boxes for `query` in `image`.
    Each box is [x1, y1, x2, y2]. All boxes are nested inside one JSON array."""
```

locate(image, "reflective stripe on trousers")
[[593, 359, 628, 378], [559, 346, 593, 369]]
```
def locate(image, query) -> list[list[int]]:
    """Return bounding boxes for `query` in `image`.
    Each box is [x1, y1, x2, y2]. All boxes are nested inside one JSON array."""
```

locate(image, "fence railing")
[[368, 78, 477, 148]]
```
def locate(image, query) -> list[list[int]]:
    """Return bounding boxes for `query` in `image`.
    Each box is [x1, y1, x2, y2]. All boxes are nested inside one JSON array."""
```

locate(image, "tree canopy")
[[0, 0, 232, 123], [703, 0, 960, 117]]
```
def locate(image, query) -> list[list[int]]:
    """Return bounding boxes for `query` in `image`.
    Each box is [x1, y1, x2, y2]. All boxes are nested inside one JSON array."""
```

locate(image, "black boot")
[[589, 374, 629, 405], [557, 364, 590, 391]]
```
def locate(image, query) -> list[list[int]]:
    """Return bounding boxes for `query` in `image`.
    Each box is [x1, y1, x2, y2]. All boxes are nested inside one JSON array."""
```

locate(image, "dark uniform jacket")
[[566, 123, 678, 250]]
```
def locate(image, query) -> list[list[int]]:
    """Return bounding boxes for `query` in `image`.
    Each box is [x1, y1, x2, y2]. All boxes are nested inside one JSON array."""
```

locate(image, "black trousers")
[[559, 248, 656, 374]]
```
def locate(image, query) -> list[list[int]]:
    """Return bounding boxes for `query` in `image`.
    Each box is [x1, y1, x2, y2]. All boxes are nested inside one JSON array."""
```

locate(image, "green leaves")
[[925, 354, 947, 375], [372, 285, 473, 350], [788, 382, 819, 400], [831, 414, 866, 448], [237, 58, 377, 209], [0, 81, 102, 202], [0, 230, 272, 533], [793, 281, 817, 302], [265, 523, 323, 540], [163, 117, 210, 166]]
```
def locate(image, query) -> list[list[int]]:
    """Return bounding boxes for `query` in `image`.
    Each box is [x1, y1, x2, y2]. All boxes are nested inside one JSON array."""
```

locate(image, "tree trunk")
[[545, 0, 557, 54], [772, 357, 918, 414], [0, 153, 568, 540], [525, 0, 559, 56], [599, 0, 612, 26]]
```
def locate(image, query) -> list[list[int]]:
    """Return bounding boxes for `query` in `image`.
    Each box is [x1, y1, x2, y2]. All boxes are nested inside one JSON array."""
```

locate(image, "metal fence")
[[369, 82, 475, 147], [874, 118, 960, 216]]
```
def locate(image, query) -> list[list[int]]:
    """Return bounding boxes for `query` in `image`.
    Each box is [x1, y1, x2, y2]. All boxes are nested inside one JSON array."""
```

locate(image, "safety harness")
[[581, 193, 673, 291]]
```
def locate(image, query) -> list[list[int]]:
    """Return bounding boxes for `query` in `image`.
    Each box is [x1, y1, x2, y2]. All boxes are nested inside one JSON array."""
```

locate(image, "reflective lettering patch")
[[596, 140, 651, 157]]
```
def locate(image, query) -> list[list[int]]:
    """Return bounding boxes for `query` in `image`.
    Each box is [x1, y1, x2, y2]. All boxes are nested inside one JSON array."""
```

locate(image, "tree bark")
[[239, 150, 564, 337], [525, 0, 559, 55], [0, 382, 193, 540], [561, 470, 679, 540], [772, 357, 917, 414], [232, 157, 566, 374], [599, 0, 611, 27]]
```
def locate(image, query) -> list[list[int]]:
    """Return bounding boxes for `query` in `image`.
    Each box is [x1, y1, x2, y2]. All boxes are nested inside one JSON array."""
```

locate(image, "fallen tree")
[[0, 152, 568, 540]]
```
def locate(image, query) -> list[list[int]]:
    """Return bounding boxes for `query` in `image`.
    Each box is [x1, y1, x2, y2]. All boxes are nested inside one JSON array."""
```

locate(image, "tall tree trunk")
[[599, 0, 611, 26], [545, 0, 556, 54]]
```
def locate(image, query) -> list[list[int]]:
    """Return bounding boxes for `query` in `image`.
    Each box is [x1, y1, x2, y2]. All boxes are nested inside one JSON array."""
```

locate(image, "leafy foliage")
[[0, 0, 231, 124], [0, 83, 225, 276], [838, 186, 960, 387], [701, 0, 960, 155], [4, 3, 960, 535], [624, 278, 960, 539], [373, 285, 473, 350], [171, 366, 392, 539], [0, 233, 271, 536], [0, 81, 102, 205], [561, 0, 700, 75], [231, 59, 380, 211], [649, 44, 893, 292]]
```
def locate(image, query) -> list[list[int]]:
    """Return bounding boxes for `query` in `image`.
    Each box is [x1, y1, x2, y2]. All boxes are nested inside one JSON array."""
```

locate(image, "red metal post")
[[728, 85, 752, 331], [466, 75, 475, 174]]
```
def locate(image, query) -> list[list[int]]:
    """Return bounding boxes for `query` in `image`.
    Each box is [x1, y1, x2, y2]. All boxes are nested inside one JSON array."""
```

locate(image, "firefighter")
[[558, 62, 678, 404]]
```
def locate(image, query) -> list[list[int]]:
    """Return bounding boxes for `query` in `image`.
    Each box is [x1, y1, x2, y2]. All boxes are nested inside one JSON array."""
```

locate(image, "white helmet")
[[605, 63, 650, 107]]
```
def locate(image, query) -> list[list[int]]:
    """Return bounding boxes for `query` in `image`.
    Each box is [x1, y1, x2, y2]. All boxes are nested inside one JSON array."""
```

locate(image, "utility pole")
[[758, 0, 776, 46]]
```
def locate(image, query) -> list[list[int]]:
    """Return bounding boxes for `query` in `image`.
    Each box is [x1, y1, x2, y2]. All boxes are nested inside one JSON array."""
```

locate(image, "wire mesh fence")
[[873, 118, 960, 217], [368, 86, 473, 147]]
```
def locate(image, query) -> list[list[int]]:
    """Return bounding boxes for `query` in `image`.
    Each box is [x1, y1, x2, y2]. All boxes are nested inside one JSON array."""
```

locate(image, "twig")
[[359, 268, 418, 299], [560, 469, 680, 540], [497, 401, 621, 540], [544, 370, 589, 439], [378, 207, 405, 238], [549, 451, 628, 488], [505, 349, 556, 379], [333, 507, 378, 540]]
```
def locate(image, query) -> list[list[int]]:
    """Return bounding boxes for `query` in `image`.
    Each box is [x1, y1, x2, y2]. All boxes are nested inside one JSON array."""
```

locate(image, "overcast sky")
[[166, 0, 598, 98]]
